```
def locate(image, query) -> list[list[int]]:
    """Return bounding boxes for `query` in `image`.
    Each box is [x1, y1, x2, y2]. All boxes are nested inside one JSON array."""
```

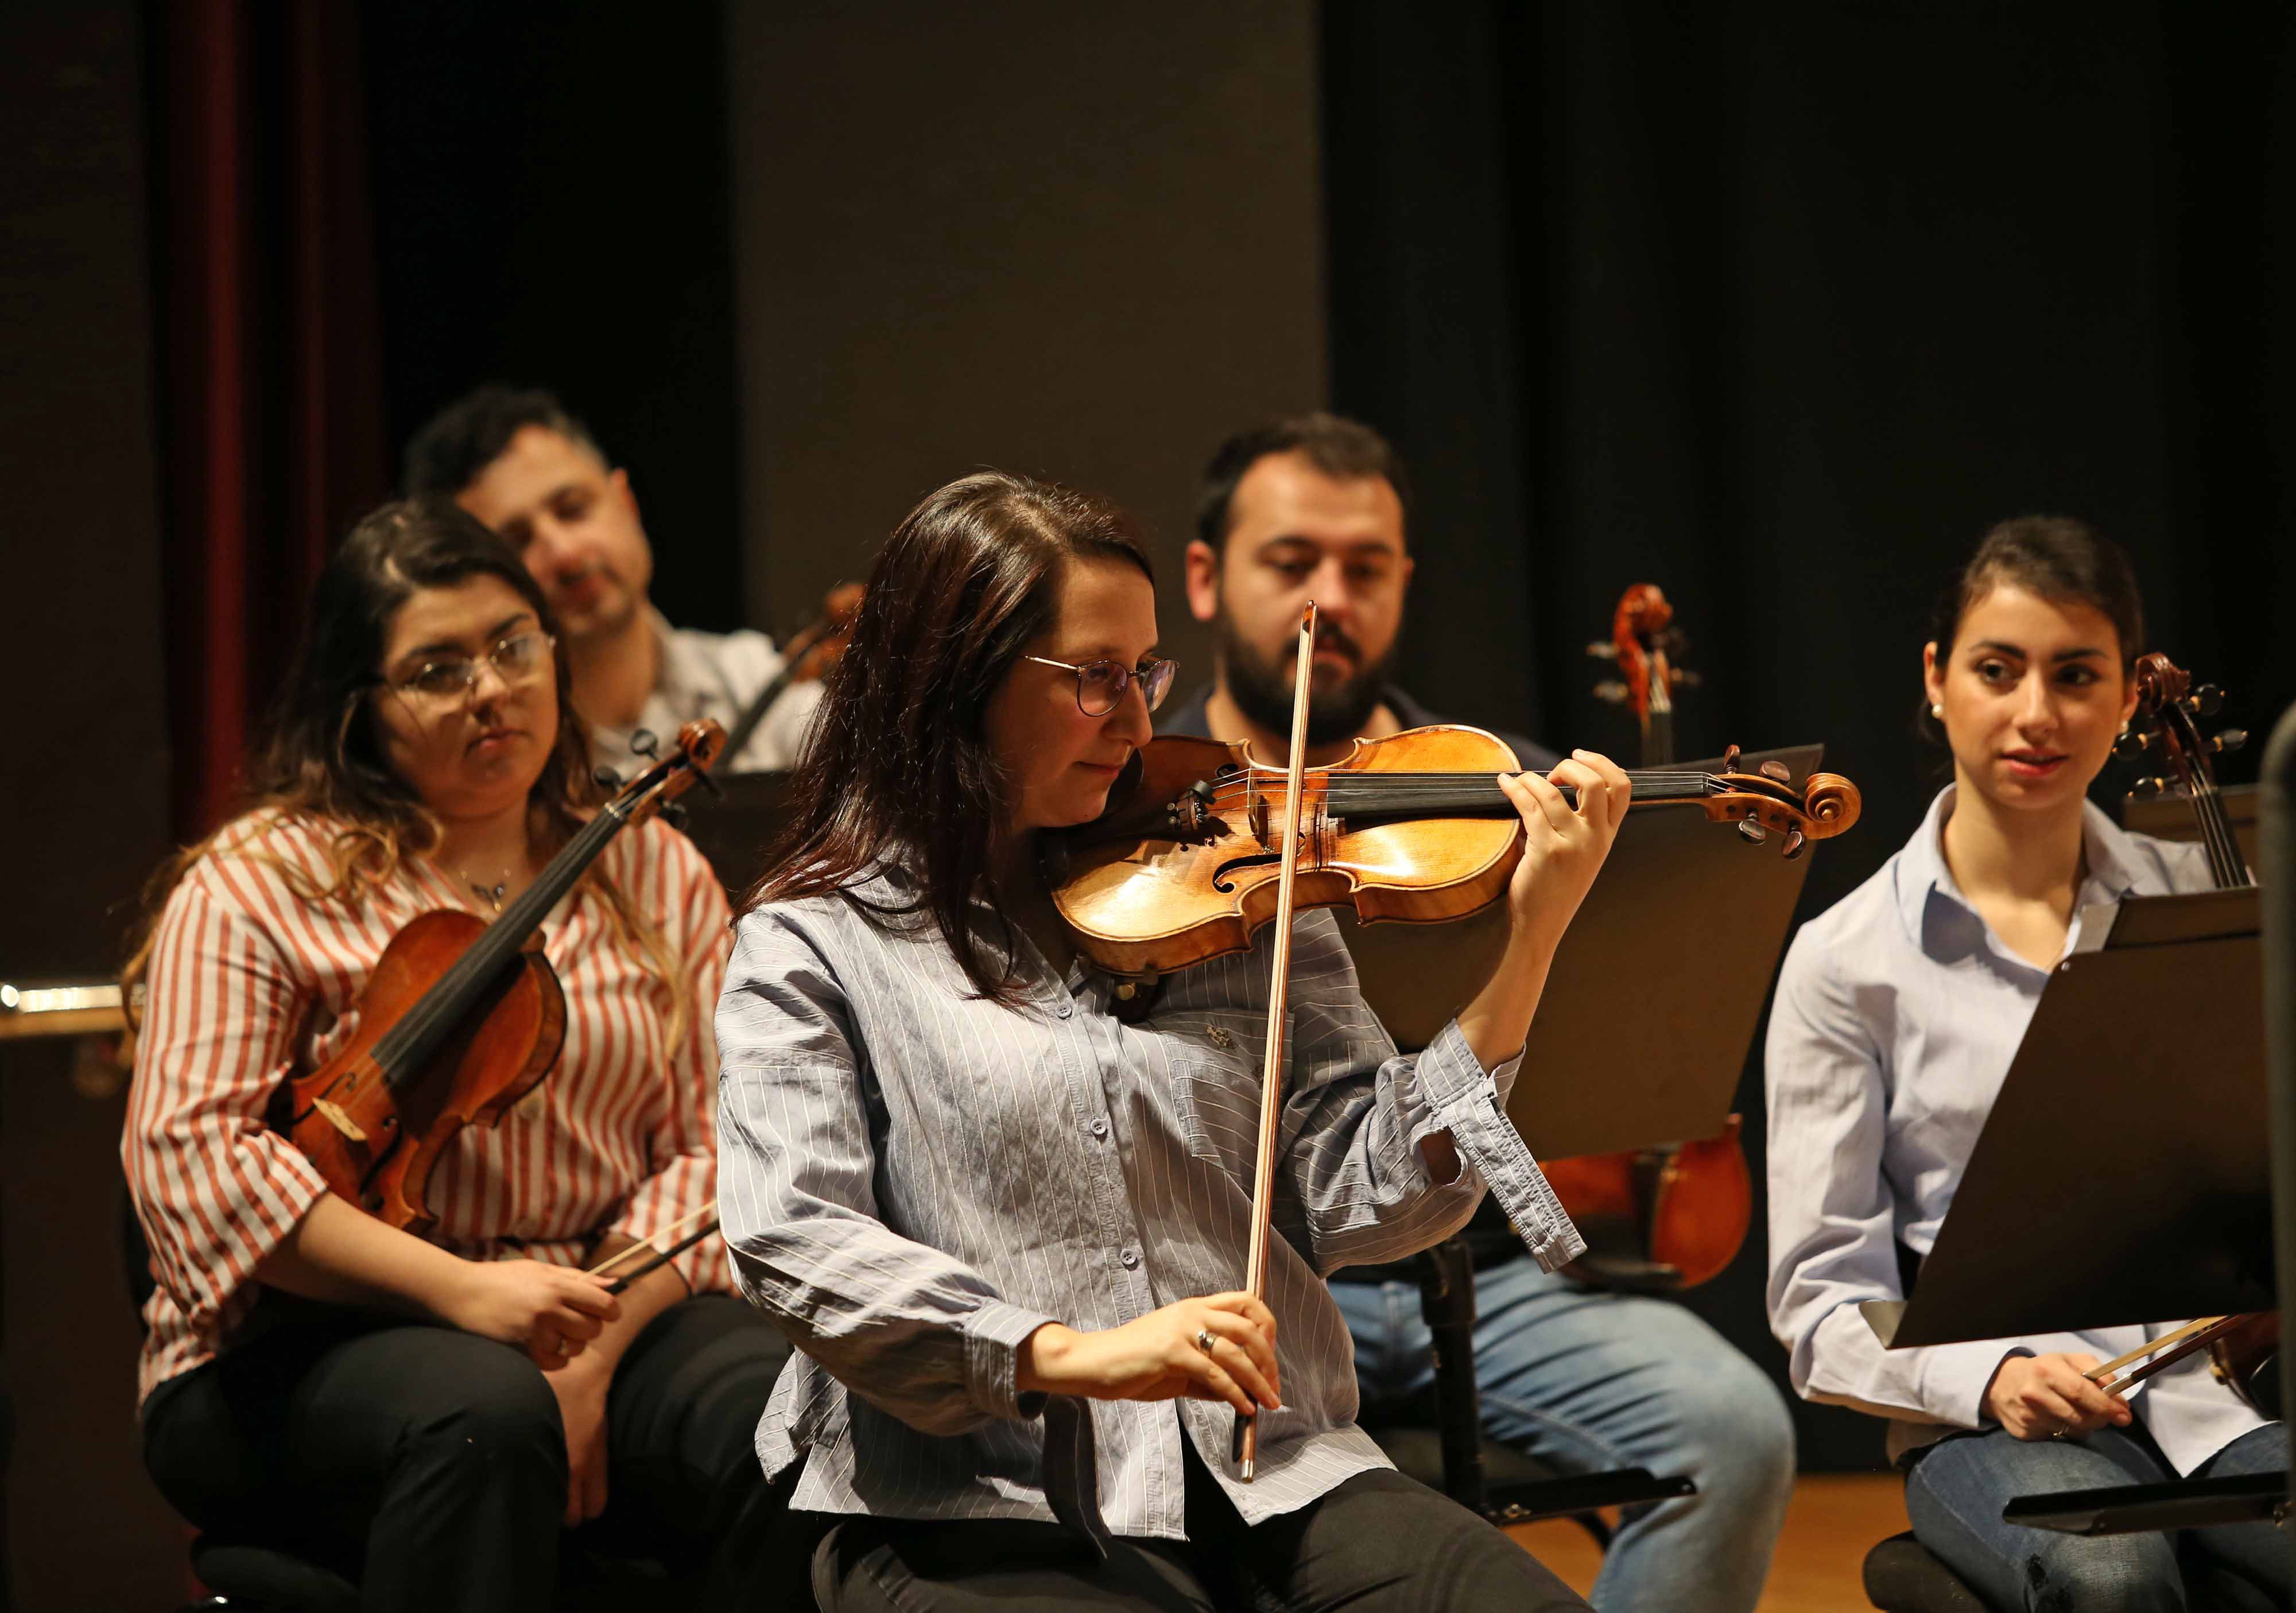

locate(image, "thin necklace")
[[452, 866, 511, 914]]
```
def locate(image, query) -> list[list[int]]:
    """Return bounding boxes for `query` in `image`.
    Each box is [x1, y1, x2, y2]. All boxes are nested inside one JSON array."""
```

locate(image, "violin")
[[275, 720, 724, 1234], [1545, 583, 1753, 1290], [1045, 724, 1859, 979], [719, 582, 864, 763], [2090, 653, 2274, 1411]]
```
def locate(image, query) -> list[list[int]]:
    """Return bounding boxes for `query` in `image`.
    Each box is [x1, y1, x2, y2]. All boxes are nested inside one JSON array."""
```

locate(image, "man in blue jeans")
[[1158, 413, 1795, 1611]]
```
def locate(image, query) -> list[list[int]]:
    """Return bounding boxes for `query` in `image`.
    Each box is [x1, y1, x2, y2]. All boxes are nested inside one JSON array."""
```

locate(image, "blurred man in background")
[[1160, 413, 1795, 1613], [405, 385, 821, 777]]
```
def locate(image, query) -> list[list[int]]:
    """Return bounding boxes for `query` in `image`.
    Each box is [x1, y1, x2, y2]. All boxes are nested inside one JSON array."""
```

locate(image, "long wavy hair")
[[125, 499, 691, 1042], [742, 470, 1153, 1005]]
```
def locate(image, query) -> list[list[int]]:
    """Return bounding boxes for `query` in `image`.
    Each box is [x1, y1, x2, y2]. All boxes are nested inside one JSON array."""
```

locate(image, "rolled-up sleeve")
[[1274, 913, 1581, 1275], [716, 911, 1057, 1434], [123, 867, 331, 1337]]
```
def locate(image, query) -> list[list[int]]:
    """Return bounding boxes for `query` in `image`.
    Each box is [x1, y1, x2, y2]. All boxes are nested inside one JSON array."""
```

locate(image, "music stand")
[[1859, 886, 2284, 1536], [1341, 744, 1824, 1523], [671, 770, 797, 900]]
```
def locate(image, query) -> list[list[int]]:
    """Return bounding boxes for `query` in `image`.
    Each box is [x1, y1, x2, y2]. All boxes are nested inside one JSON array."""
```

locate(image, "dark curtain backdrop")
[[1325, 1, 2296, 1471], [150, 0, 385, 837], [360, 4, 746, 638]]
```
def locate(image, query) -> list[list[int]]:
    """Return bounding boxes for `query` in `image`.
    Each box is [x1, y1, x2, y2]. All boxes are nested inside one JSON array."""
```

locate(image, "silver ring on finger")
[[1194, 1328, 1216, 1357], [2050, 1426, 2068, 1440]]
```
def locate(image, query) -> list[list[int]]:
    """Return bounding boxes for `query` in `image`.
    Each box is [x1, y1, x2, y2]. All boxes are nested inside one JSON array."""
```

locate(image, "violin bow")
[[1235, 601, 1317, 1480], [585, 1200, 720, 1293]]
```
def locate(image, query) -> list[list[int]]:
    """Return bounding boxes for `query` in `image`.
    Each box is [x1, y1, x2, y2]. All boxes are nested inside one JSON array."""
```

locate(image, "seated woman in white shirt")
[[1764, 515, 2285, 1610], [715, 470, 1630, 1612]]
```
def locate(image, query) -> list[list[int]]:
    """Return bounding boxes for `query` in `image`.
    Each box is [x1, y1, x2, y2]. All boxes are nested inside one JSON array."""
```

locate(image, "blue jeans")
[[1332, 1257, 1794, 1613], [1906, 1420, 2290, 1611]]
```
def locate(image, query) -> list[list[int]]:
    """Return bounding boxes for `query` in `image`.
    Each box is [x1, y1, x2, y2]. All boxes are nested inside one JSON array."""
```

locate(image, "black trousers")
[[813, 1434, 1590, 1612], [142, 1294, 803, 1612]]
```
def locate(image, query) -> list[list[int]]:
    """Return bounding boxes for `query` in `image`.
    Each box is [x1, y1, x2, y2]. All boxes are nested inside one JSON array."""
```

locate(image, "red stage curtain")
[[152, 0, 386, 839]]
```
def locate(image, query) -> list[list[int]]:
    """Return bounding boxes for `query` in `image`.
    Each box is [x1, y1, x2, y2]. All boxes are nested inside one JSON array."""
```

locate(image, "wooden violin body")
[[278, 912, 564, 1234], [273, 719, 722, 1234], [1048, 725, 1858, 978]]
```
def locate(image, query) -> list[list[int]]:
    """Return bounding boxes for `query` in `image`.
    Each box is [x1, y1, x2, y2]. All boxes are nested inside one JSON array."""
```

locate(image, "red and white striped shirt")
[[122, 809, 734, 1406]]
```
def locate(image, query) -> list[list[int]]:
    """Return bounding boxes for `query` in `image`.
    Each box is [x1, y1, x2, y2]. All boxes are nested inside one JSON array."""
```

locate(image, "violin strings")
[[374, 805, 625, 1079], [1196, 770, 1713, 805]]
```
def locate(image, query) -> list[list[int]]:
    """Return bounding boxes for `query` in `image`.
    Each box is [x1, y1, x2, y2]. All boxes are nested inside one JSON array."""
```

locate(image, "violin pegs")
[[2214, 728, 2249, 754], [1586, 641, 1619, 660], [1759, 759, 1791, 784], [1592, 681, 1628, 704], [1736, 819, 1767, 847], [2112, 728, 2151, 760], [592, 766, 623, 790], [629, 728, 661, 759], [1781, 827, 1807, 860], [1722, 744, 1743, 773], [2194, 684, 2225, 717]]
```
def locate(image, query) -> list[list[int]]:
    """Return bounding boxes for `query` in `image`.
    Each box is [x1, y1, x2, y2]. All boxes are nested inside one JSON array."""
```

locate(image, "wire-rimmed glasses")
[[1022, 654, 1177, 716], [379, 630, 557, 704]]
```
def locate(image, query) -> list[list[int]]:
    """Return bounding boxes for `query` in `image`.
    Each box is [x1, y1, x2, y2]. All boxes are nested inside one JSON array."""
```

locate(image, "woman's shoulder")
[[178, 808, 342, 899], [2090, 807, 2219, 896]]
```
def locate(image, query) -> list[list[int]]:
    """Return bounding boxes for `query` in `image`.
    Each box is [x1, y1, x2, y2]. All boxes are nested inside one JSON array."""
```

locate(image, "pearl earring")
[[1930, 703, 1944, 718]]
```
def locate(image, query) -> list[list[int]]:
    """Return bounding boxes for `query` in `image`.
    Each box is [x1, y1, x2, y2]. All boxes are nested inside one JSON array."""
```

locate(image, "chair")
[[1860, 1523, 2283, 1610], [1362, 1234, 1695, 1542]]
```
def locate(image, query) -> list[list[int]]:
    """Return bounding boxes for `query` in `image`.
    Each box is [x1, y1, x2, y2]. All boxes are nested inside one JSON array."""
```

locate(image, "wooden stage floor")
[[1506, 1471, 1910, 1612]]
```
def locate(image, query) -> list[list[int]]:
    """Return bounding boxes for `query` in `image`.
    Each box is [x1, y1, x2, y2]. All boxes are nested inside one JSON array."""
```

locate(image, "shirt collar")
[[645, 607, 703, 701], [1894, 783, 2153, 949]]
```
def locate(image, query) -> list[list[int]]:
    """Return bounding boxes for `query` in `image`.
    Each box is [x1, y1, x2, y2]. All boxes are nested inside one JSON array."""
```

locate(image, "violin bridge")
[[312, 1099, 369, 1143]]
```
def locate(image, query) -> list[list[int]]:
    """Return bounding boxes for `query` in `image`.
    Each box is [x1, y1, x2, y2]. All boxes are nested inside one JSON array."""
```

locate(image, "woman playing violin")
[[123, 501, 796, 1611], [1765, 517, 2287, 1609], [717, 470, 1629, 1611]]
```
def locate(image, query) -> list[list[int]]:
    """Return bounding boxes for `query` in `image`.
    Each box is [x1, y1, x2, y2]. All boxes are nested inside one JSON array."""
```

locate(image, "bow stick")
[[1234, 601, 1317, 1480], [585, 1200, 720, 1294]]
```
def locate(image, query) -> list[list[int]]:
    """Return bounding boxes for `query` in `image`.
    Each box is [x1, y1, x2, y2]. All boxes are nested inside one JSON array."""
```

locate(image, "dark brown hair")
[[742, 470, 1153, 1004], [1196, 412, 1413, 554], [126, 499, 688, 1038], [1919, 514, 2144, 743]]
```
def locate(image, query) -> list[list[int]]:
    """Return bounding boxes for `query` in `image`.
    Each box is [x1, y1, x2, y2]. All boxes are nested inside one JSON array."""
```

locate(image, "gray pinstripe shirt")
[[716, 873, 1583, 1540]]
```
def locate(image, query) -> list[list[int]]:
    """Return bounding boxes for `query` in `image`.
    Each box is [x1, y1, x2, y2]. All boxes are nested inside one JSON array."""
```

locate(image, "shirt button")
[[1090, 1117, 1110, 1139], [1057, 1001, 1075, 1019], [1119, 1246, 1140, 1269]]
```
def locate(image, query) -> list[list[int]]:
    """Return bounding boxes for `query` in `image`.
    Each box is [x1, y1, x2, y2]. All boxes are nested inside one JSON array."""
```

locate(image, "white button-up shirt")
[[587, 610, 825, 779], [1764, 785, 2266, 1472]]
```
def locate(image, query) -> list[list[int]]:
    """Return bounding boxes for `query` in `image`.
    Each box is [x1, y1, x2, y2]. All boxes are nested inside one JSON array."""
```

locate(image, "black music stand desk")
[[1860, 887, 2283, 1536], [1342, 746, 1824, 1523]]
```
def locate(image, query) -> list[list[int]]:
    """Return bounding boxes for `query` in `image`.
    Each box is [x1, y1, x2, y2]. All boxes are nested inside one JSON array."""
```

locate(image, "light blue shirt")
[[715, 874, 1580, 1542], [1764, 785, 2266, 1473]]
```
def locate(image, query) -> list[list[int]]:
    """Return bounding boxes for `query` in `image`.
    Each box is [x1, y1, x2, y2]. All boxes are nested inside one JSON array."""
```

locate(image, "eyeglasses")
[[381, 631, 557, 703], [1022, 654, 1177, 716]]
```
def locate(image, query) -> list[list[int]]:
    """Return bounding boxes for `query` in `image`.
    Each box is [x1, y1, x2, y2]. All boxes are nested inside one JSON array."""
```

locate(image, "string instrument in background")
[[1538, 582, 1754, 1292], [276, 720, 724, 1235], [2085, 652, 2274, 1412], [718, 582, 864, 764], [1588, 582, 1700, 766]]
